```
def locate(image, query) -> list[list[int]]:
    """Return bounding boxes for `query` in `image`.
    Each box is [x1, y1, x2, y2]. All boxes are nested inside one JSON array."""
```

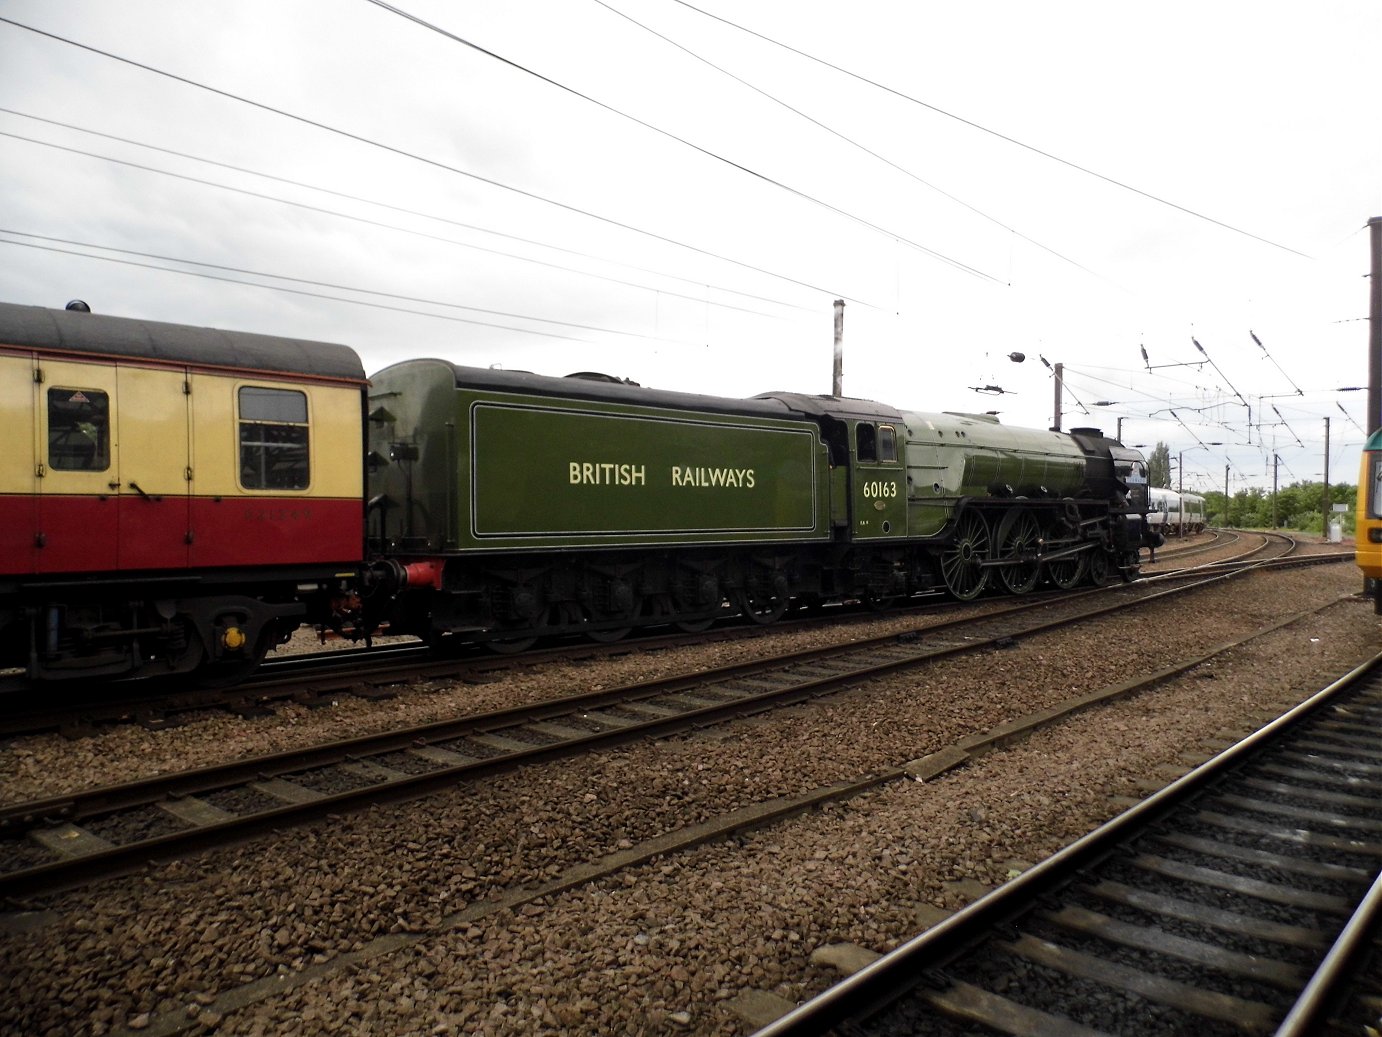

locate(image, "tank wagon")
[[365, 360, 1155, 650], [0, 300, 1157, 683]]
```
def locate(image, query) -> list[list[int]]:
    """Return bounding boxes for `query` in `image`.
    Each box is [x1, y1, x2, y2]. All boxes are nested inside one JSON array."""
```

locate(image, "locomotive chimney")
[[832, 299, 844, 397]]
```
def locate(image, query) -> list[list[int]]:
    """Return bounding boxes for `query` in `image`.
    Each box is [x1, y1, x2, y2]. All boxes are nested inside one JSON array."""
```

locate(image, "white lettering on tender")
[[568, 462, 647, 486], [670, 466, 756, 489]]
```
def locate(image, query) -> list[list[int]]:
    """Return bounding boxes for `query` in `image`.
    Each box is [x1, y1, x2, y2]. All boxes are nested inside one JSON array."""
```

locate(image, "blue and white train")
[[1147, 488, 1206, 536]]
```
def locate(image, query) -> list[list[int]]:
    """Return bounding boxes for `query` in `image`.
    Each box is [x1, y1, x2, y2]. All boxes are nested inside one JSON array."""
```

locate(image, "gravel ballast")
[[1, 549, 1375, 1036]]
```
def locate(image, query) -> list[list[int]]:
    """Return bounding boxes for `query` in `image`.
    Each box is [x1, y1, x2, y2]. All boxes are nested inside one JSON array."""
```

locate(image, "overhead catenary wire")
[[0, 234, 670, 345], [360, 0, 1003, 284], [0, 227, 725, 344], [1249, 330, 1305, 396], [0, 15, 876, 305], [587, 0, 1109, 285], [670, 0, 1311, 260], [0, 119, 800, 320]]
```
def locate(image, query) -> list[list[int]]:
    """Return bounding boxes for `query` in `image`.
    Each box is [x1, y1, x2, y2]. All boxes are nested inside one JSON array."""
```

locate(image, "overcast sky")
[[2, 1, 1378, 493]]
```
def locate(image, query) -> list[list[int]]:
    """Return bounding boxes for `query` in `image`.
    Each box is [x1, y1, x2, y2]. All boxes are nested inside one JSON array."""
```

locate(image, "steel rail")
[[750, 650, 1382, 1037]]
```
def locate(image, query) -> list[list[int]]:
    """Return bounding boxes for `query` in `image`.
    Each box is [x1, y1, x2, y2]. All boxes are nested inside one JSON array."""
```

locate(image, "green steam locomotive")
[[365, 360, 1154, 650]]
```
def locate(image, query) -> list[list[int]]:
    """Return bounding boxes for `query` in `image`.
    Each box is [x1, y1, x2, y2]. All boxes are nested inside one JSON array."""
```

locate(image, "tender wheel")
[[941, 510, 991, 601], [733, 588, 788, 625], [485, 633, 538, 654], [584, 595, 641, 644], [863, 589, 898, 612], [674, 616, 717, 633], [671, 573, 721, 632], [998, 510, 1042, 595]]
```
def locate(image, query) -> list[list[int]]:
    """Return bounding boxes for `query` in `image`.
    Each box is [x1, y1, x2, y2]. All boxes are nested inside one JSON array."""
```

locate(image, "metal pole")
[[1322, 416, 1331, 536], [1369, 218, 1382, 434], [1224, 464, 1230, 525], [1052, 363, 1063, 431], [1272, 454, 1280, 528], [1177, 450, 1183, 537], [832, 299, 844, 397]]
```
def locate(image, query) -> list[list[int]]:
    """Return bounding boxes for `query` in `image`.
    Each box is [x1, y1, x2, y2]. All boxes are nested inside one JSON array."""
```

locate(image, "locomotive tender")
[[0, 301, 1155, 683]]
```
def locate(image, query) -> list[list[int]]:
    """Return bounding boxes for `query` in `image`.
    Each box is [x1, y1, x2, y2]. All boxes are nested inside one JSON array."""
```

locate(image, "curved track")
[[752, 653, 1382, 1037]]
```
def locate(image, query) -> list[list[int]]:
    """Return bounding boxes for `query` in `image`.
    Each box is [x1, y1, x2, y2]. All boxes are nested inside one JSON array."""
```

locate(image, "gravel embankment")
[[0, 547, 1373, 1036]]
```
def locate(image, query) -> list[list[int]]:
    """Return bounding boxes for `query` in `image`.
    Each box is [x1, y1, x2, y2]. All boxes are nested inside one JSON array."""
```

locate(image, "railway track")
[[752, 653, 1382, 1037], [0, 531, 1336, 739], [0, 548, 1350, 901]]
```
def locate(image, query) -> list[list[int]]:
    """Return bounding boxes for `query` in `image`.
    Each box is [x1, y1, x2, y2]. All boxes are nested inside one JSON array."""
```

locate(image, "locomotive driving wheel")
[[1041, 514, 1086, 590], [1043, 549, 1087, 590], [997, 509, 1042, 594], [940, 509, 991, 601]]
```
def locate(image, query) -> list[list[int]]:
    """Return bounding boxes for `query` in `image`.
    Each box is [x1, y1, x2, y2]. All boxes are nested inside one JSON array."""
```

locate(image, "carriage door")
[[35, 360, 119, 573], [115, 364, 192, 570], [853, 422, 906, 539], [0, 353, 38, 574]]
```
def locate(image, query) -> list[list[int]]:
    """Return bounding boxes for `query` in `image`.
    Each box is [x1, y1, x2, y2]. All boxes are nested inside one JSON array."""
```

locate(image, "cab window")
[[878, 425, 897, 462], [48, 387, 110, 471], [856, 423, 876, 462], [239, 386, 309, 490]]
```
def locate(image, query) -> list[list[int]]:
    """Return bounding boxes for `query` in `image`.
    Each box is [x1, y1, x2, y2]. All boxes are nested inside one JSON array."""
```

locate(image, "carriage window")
[[856, 423, 877, 462], [48, 387, 110, 471], [239, 386, 309, 490], [878, 425, 897, 462]]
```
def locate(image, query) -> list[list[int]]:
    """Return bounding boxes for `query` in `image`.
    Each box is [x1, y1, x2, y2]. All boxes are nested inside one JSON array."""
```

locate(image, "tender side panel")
[[0, 353, 37, 575], [461, 395, 828, 550], [188, 372, 364, 568]]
